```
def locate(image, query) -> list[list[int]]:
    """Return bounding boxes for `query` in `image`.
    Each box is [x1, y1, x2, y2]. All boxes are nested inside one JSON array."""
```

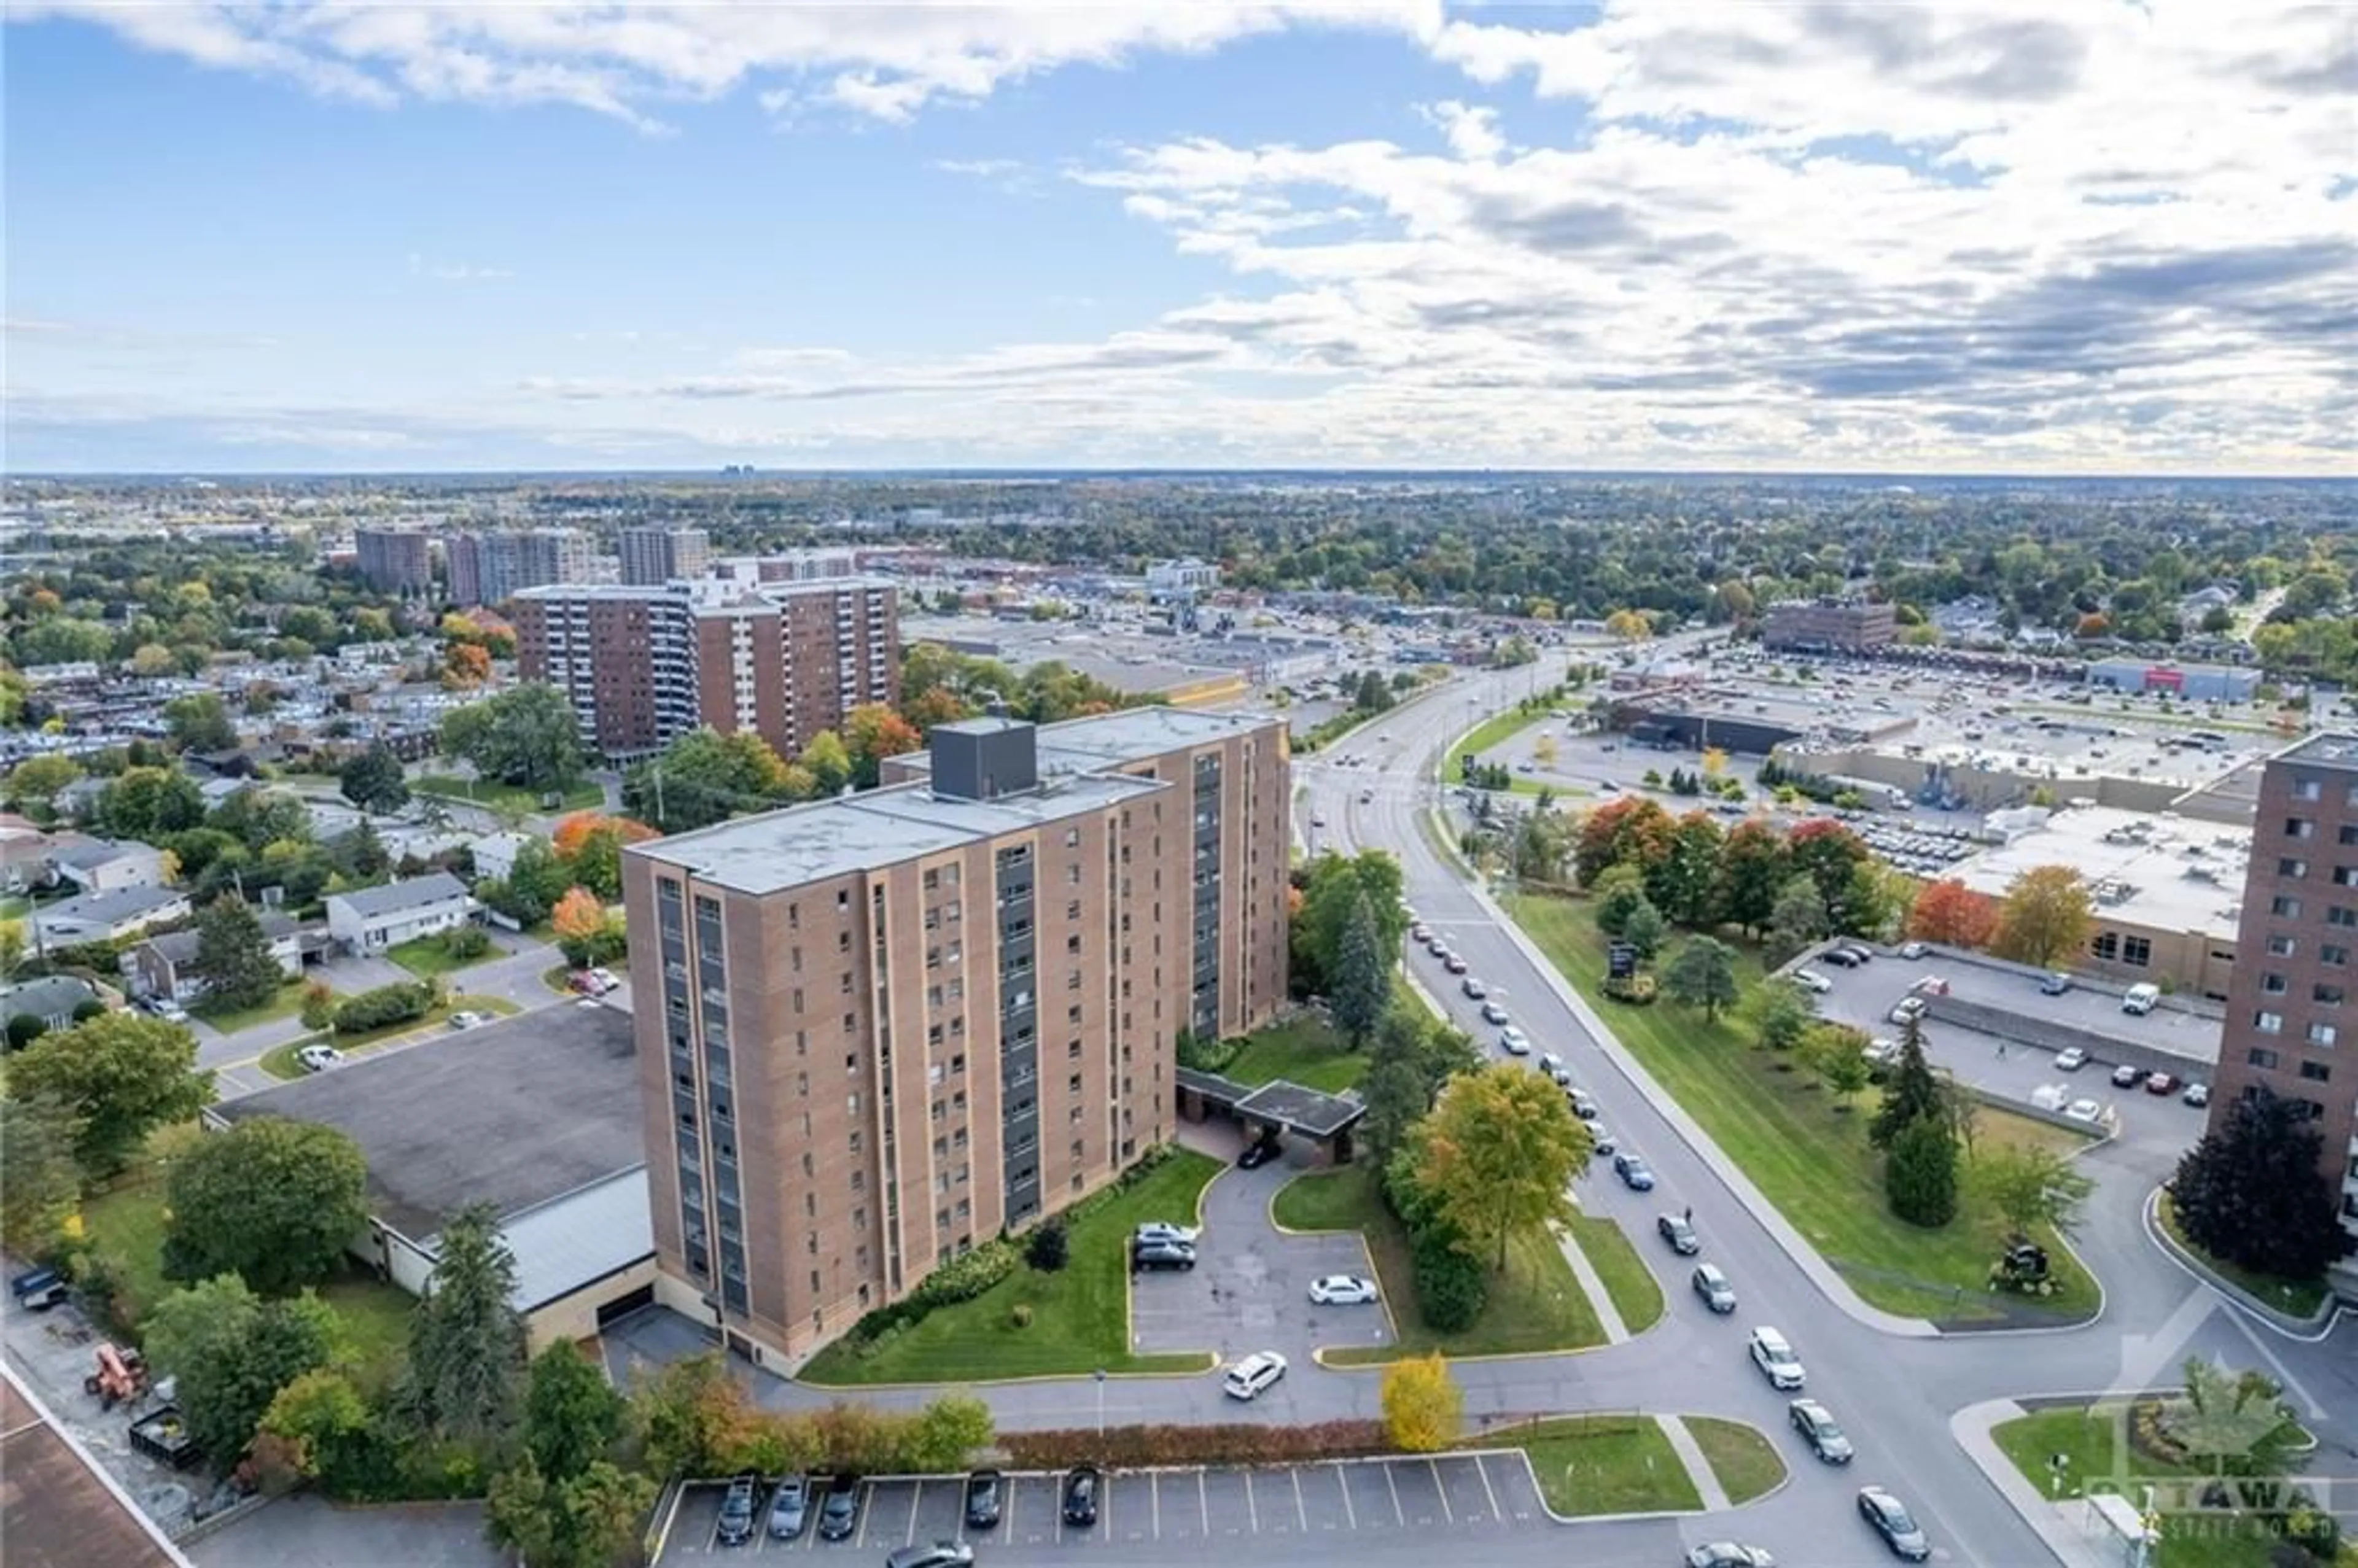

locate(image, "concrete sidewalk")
[[1949, 1400, 2115, 1568]]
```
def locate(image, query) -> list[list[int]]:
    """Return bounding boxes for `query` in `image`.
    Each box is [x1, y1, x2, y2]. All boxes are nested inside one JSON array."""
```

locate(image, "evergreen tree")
[[191, 895, 285, 1011], [403, 1203, 527, 1450], [1869, 1019, 1945, 1150], [1328, 890, 1391, 1049], [1663, 936, 1741, 1021], [1885, 1112, 1959, 1227], [1620, 898, 1667, 961], [2171, 1087, 2353, 1281]]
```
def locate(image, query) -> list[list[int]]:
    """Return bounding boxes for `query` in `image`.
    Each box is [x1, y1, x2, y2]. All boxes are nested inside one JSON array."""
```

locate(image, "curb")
[[2140, 1187, 2344, 1343]]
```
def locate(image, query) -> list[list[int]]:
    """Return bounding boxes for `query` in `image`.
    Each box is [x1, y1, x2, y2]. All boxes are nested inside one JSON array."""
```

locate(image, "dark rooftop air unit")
[[928, 701, 1039, 802]]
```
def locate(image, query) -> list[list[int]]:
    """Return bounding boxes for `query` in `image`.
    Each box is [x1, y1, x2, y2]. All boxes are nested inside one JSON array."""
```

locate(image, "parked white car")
[[1790, 969, 1833, 995], [1747, 1327, 1805, 1391], [1134, 1222, 1201, 1247], [1498, 1026, 1531, 1055], [296, 1044, 345, 1073], [1222, 1351, 1288, 1400], [1308, 1275, 1378, 1306], [2053, 1047, 2089, 1072]]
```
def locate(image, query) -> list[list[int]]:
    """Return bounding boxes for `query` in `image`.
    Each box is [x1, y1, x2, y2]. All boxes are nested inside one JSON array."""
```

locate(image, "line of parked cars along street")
[[1418, 914, 1939, 1566]]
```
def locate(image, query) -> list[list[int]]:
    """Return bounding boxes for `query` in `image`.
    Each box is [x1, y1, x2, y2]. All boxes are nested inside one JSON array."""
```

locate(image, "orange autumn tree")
[[551, 885, 621, 967], [552, 812, 657, 859], [1907, 878, 1999, 949]]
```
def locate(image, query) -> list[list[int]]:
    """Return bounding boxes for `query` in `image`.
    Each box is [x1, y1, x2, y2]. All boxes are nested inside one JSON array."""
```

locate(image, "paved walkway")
[[1657, 1414, 1732, 1512], [1552, 1222, 1630, 1344], [1949, 1400, 2114, 1568]]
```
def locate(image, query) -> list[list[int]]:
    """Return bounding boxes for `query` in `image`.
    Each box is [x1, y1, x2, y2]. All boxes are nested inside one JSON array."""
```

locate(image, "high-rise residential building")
[[710, 549, 861, 585], [621, 705, 1290, 1367], [620, 527, 712, 586], [2207, 732, 2358, 1295], [447, 528, 593, 606], [353, 529, 433, 594], [511, 578, 898, 761]]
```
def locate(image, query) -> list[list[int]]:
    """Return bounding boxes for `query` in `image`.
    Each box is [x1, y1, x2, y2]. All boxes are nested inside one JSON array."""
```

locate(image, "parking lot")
[[1129, 1157, 1390, 1362], [653, 1453, 1550, 1563]]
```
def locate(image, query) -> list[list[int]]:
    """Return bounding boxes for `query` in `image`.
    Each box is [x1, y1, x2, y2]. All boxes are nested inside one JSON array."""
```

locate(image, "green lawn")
[[385, 932, 497, 979], [414, 774, 602, 813], [1270, 1164, 1605, 1365], [2156, 1193, 2329, 1318], [192, 977, 316, 1035], [1686, 1416, 1786, 1505], [1991, 1408, 2297, 1568], [258, 993, 521, 1079], [79, 1125, 413, 1387], [1508, 892, 2101, 1324], [799, 1151, 1224, 1386], [1502, 1414, 1703, 1518], [1566, 1214, 1664, 1333], [1221, 1013, 1367, 1095]]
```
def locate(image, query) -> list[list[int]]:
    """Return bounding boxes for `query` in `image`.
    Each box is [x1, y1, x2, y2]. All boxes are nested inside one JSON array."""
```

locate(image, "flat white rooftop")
[[1949, 805, 2251, 943]]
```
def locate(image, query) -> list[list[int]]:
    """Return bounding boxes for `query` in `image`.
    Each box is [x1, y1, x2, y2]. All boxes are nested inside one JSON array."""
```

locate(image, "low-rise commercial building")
[[208, 1003, 657, 1345], [622, 705, 1290, 1368], [2085, 659, 2262, 703], [1761, 597, 1897, 652]]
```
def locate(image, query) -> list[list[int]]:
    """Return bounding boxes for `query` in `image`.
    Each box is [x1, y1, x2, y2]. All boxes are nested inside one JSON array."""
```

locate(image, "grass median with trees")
[[258, 992, 519, 1079], [799, 1148, 1223, 1386], [1507, 891, 2100, 1324]]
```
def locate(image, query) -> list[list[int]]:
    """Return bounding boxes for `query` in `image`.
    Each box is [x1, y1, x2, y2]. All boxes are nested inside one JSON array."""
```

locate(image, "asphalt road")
[[600, 653, 2358, 1568], [1294, 654, 2358, 1566]]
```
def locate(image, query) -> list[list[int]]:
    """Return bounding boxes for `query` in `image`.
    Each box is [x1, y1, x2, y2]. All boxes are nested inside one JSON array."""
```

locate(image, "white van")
[[2122, 983, 2161, 1015]]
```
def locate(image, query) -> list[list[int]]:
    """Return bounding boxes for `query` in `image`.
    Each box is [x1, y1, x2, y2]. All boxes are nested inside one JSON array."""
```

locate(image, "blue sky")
[[5, 2, 2352, 473]]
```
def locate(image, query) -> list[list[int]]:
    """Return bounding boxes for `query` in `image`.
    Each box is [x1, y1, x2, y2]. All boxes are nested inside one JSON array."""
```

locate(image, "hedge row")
[[1002, 1419, 1391, 1470], [333, 980, 435, 1034], [1383, 1153, 1490, 1333]]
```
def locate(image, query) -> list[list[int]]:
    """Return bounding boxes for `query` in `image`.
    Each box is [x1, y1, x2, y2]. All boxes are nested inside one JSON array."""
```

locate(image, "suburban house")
[[33, 885, 192, 947], [0, 821, 55, 892], [128, 912, 309, 1004], [49, 838, 165, 895], [0, 976, 101, 1033], [325, 872, 473, 953], [468, 830, 539, 883]]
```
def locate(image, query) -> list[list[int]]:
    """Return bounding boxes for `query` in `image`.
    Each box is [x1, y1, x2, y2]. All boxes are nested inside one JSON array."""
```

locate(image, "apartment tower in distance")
[[619, 526, 711, 586], [352, 527, 433, 594], [446, 527, 593, 607], [621, 705, 1290, 1367], [510, 576, 897, 762], [2208, 732, 2358, 1297]]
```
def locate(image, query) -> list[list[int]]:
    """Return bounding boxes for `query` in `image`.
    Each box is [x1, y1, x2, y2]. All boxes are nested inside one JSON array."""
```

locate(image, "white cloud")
[[408, 253, 515, 282], [10, 1, 1446, 127]]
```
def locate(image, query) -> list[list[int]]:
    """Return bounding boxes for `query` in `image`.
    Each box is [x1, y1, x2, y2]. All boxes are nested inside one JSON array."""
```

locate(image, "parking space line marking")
[[1333, 1462, 1356, 1531], [1151, 1470, 1161, 1538], [1430, 1460, 1453, 1523], [1246, 1469, 1261, 1534], [1384, 1462, 1404, 1527], [1103, 1473, 1114, 1539], [1292, 1467, 1307, 1533], [1475, 1454, 1501, 1523], [1003, 1479, 1016, 1545], [1199, 1469, 1210, 1535]]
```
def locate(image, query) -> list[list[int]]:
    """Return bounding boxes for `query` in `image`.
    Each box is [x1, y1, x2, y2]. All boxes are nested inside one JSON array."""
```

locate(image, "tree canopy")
[[162, 1118, 369, 1296], [439, 684, 585, 797], [2170, 1087, 2351, 1281], [1412, 1064, 1590, 1272], [7, 1012, 214, 1175], [146, 1274, 339, 1469], [1990, 865, 2095, 969]]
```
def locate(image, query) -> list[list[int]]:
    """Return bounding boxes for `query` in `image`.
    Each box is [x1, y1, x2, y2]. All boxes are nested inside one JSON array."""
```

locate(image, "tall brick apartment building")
[[510, 578, 897, 761], [620, 705, 1291, 1368], [2207, 732, 2358, 1298]]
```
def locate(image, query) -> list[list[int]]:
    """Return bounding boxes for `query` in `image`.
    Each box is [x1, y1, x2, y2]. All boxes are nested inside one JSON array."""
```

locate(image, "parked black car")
[[1062, 1464, 1102, 1527], [963, 1469, 1003, 1529], [818, 1475, 862, 1542], [1237, 1135, 1282, 1170], [1858, 1486, 1930, 1560], [716, 1473, 758, 1547]]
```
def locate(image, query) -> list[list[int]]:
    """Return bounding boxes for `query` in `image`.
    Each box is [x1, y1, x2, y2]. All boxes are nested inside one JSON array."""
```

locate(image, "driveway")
[[1130, 1141, 1390, 1365], [316, 952, 410, 994]]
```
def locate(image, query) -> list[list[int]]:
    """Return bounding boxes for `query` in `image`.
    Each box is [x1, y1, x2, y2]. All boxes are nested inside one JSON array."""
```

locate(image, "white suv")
[[1747, 1328, 1805, 1391], [1222, 1351, 1288, 1401]]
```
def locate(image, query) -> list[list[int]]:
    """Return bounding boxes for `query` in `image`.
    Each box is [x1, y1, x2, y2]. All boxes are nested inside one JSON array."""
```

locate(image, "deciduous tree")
[[2170, 1086, 2351, 1281], [1620, 899, 1667, 961], [1765, 873, 1830, 963], [145, 1274, 339, 1467], [164, 692, 239, 753], [1414, 1065, 1590, 1272], [1294, 850, 1409, 991], [1663, 937, 1741, 1022], [0, 1092, 83, 1252], [488, 1456, 657, 1568], [1652, 811, 1725, 928], [7, 1012, 213, 1175], [1906, 879, 1996, 949], [1711, 819, 1788, 935], [438, 684, 585, 798], [798, 730, 854, 796], [843, 703, 924, 788], [162, 1118, 368, 1296], [338, 743, 410, 814], [1990, 865, 2095, 969], [1747, 980, 1817, 1054], [1971, 1143, 2095, 1239], [1380, 1352, 1463, 1453], [523, 1341, 628, 1483], [1573, 796, 1675, 888], [624, 729, 794, 834]]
